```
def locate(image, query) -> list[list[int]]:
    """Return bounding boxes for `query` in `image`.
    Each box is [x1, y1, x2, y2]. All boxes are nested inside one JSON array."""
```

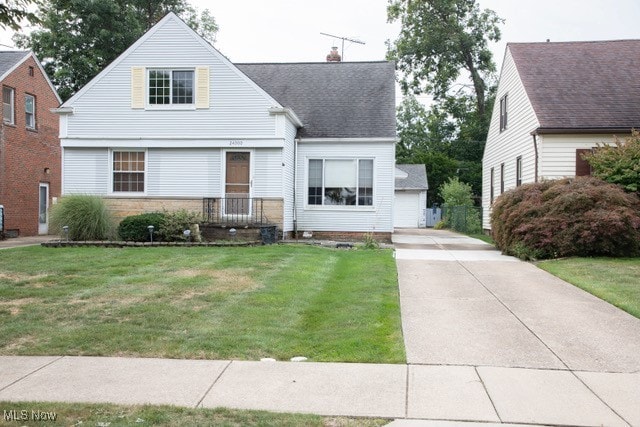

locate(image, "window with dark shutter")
[[575, 149, 593, 176]]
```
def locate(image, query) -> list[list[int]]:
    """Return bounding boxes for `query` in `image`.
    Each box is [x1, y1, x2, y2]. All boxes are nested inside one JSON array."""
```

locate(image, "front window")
[[25, 94, 35, 129], [516, 156, 522, 187], [308, 158, 373, 206], [3, 86, 14, 124], [113, 151, 145, 192], [148, 69, 194, 105]]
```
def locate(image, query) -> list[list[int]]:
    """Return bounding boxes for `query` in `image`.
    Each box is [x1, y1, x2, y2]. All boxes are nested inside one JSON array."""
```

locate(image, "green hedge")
[[117, 213, 165, 242]]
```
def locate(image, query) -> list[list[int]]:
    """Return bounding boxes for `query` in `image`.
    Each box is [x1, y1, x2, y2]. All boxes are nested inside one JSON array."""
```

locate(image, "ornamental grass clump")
[[50, 195, 115, 241], [491, 177, 640, 260]]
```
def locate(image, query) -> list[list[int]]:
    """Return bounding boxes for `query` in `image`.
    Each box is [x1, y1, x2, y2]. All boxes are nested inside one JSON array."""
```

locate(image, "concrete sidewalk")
[[0, 355, 638, 426]]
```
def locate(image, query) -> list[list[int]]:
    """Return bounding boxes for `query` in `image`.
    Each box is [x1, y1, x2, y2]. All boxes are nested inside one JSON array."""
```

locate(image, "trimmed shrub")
[[491, 177, 640, 260], [50, 195, 115, 241], [157, 209, 203, 242], [118, 212, 166, 242]]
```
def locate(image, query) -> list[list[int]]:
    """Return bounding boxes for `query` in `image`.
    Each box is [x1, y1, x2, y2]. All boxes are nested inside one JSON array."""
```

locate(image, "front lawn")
[[537, 257, 640, 319], [0, 245, 405, 363], [0, 402, 388, 426]]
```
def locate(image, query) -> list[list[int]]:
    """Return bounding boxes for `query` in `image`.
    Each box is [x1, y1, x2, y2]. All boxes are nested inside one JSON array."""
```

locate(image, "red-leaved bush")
[[491, 177, 640, 259]]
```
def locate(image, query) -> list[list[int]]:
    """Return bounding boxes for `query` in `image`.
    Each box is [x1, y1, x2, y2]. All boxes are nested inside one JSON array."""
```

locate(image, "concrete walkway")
[[0, 235, 51, 250], [0, 229, 639, 426]]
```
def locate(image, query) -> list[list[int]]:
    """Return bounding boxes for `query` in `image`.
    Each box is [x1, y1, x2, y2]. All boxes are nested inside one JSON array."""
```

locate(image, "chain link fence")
[[441, 205, 483, 234]]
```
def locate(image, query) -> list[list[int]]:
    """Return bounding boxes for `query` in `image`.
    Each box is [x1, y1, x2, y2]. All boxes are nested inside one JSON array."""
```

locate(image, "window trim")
[[146, 68, 196, 109], [499, 94, 508, 132], [305, 157, 376, 210], [109, 149, 147, 195], [516, 156, 522, 187], [25, 93, 36, 129], [2, 86, 15, 125]]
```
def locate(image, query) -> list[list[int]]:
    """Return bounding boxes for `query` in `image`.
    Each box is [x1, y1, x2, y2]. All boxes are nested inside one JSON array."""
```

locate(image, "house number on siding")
[[229, 140, 244, 146]]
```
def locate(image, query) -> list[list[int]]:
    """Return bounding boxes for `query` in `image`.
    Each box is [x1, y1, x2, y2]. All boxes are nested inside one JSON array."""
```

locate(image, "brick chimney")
[[326, 46, 341, 62]]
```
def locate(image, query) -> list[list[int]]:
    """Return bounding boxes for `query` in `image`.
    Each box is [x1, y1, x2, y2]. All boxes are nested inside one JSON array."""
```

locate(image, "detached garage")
[[394, 164, 428, 228]]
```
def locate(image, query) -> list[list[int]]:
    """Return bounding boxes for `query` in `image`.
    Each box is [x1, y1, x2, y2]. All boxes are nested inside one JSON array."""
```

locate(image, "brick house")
[[0, 51, 61, 237]]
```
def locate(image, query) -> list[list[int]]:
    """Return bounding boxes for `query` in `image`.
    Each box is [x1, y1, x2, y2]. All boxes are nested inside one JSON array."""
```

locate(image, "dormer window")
[[148, 69, 194, 105]]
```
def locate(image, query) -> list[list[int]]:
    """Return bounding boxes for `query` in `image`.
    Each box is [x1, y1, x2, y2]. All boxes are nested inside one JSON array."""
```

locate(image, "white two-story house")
[[55, 13, 397, 240]]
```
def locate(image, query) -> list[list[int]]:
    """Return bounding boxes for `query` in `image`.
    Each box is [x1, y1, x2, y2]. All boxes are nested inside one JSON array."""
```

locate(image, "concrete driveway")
[[393, 228, 640, 425]]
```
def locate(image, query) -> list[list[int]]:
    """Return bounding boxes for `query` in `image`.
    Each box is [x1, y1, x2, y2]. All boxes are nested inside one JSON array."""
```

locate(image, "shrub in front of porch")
[[118, 210, 202, 242], [118, 212, 165, 241], [491, 177, 640, 260]]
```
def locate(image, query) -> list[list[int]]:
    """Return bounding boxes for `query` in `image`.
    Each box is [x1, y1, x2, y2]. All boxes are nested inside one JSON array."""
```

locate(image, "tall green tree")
[[387, 0, 502, 117], [0, 0, 40, 30], [388, 0, 502, 201], [14, 0, 217, 101]]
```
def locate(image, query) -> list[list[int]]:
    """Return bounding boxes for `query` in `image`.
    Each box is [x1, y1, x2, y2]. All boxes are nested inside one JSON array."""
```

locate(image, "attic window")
[[28, 66, 34, 77], [499, 94, 508, 132], [148, 69, 194, 105]]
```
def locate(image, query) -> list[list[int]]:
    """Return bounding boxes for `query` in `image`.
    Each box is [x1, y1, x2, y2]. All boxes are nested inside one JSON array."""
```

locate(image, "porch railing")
[[202, 197, 268, 225]]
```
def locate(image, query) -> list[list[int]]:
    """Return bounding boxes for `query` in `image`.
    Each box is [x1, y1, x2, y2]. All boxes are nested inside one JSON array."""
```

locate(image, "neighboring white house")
[[54, 13, 397, 240], [394, 164, 427, 228], [482, 40, 640, 231]]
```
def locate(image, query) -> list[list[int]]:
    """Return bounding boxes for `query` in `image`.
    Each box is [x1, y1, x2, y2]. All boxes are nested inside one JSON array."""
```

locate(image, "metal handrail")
[[203, 198, 268, 225]]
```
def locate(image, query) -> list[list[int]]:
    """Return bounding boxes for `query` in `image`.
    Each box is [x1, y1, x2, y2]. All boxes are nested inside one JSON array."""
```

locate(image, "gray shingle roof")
[[236, 61, 396, 139], [395, 164, 428, 190], [508, 40, 640, 131], [0, 51, 29, 80]]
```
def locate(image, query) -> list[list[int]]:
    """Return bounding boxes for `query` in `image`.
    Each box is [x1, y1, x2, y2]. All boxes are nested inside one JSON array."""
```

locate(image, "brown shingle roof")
[[509, 40, 640, 131]]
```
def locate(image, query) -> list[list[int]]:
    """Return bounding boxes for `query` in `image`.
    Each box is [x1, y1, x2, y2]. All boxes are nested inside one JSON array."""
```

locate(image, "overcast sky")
[[2, 0, 639, 100]]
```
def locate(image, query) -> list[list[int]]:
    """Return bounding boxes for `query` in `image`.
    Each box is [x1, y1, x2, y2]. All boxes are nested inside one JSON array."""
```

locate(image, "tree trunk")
[[464, 51, 486, 117]]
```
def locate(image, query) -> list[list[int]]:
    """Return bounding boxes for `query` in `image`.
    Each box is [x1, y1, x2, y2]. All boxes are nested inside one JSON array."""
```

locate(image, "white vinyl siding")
[[65, 16, 277, 139], [63, 148, 109, 194], [482, 48, 540, 230], [146, 149, 221, 197], [252, 148, 283, 198], [539, 134, 613, 180], [296, 140, 394, 233]]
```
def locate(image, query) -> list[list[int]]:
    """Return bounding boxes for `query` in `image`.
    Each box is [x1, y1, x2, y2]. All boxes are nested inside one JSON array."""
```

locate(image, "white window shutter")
[[131, 67, 145, 109], [195, 66, 210, 109]]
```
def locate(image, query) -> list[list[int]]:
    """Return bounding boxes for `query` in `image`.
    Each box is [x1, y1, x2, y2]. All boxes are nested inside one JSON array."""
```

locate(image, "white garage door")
[[394, 192, 420, 228]]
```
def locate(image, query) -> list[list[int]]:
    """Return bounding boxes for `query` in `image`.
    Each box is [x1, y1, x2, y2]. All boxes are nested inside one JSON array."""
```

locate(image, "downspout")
[[532, 134, 539, 183], [292, 137, 299, 239]]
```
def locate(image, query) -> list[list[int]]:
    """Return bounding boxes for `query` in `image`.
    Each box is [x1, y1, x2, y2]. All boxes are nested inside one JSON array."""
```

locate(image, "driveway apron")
[[393, 228, 640, 373]]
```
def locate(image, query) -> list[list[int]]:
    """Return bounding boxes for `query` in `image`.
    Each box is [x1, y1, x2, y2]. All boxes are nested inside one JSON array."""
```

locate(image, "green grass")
[[466, 233, 494, 245], [0, 245, 405, 363], [0, 402, 388, 426], [537, 257, 640, 319]]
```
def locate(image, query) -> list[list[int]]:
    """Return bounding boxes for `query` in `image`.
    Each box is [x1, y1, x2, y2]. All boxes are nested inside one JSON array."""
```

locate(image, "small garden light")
[[229, 228, 237, 240], [62, 225, 69, 242], [183, 229, 191, 242], [147, 225, 154, 243]]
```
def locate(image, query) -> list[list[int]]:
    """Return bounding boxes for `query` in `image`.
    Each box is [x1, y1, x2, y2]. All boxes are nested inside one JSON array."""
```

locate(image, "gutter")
[[51, 107, 74, 115], [268, 107, 303, 128], [292, 138, 299, 239], [533, 127, 634, 135]]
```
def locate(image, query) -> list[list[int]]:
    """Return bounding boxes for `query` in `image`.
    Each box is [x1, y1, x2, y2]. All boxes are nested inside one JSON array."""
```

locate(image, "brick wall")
[[0, 56, 60, 236]]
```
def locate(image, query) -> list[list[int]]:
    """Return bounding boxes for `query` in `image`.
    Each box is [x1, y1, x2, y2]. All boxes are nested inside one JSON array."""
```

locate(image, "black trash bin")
[[260, 225, 277, 245]]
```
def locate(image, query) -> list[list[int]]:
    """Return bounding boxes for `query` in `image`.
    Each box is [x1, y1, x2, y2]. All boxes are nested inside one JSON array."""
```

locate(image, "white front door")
[[38, 183, 49, 235]]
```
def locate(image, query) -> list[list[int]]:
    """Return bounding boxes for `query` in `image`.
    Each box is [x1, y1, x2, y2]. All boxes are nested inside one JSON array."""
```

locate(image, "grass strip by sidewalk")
[[537, 257, 640, 319], [0, 245, 405, 363], [0, 402, 389, 426]]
